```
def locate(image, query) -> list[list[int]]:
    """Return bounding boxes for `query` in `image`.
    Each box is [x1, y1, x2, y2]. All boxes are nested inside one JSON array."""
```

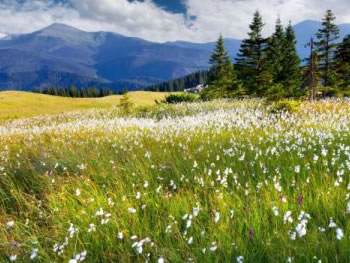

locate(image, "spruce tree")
[[266, 18, 285, 83], [305, 39, 320, 101], [280, 22, 302, 97], [236, 10, 267, 95], [335, 35, 350, 91], [205, 35, 240, 99], [315, 9, 340, 86]]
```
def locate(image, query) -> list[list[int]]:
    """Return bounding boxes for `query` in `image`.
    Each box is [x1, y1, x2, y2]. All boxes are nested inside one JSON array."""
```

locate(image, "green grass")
[[0, 99, 350, 262], [0, 91, 168, 120]]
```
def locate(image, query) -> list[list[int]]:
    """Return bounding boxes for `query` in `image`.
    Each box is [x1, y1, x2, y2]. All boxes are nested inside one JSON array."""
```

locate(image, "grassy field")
[[1, 99, 350, 262], [0, 91, 168, 120]]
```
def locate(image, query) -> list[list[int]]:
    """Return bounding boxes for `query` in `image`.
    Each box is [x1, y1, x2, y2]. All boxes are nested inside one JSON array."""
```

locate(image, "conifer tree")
[[305, 39, 320, 100], [315, 9, 340, 86], [204, 35, 240, 99], [280, 22, 302, 97], [236, 11, 267, 95], [266, 18, 285, 83], [335, 35, 350, 91]]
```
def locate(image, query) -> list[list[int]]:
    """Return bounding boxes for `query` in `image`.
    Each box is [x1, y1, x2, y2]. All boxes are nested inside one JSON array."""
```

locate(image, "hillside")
[[0, 21, 349, 92], [0, 91, 167, 120]]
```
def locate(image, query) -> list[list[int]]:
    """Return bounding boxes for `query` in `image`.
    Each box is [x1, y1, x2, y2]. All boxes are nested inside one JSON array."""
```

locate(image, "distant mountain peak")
[[40, 23, 83, 33]]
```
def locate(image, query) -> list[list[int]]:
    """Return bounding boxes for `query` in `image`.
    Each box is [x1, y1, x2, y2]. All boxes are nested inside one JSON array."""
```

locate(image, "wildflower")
[[187, 236, 193, 245], [336, 228, 344, 240], [95, 208, 104, 216], [30, 248, 39, 259], [215, 212, 220, 223], [76, 189, 81, 196], [9, 255, 17, 262], [118, 232, 124, 239], [283, 211, 293, 224], [6, 221, 15, 228], [294, 165, 300, 173], [88, 224, 96, 233], [272, 206, 279, 216], [128, 208, 137, 214], [329, 218, 337, 228], [210, 242, 217, 251], [237, 256, 244, 263], [158, 258, 165, 263]]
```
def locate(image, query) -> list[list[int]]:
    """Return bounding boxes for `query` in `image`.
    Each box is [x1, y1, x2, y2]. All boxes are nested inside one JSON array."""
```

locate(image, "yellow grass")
[[0, 91, 168, 120]]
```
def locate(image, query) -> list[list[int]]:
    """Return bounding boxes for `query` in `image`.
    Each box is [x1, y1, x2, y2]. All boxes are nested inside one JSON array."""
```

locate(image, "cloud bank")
[[0, 0, 349, 42]]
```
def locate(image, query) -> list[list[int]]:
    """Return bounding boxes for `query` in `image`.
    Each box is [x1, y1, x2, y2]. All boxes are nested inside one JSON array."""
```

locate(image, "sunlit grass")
[[0, 99, 350, 262], [0, 91, 168, 120]]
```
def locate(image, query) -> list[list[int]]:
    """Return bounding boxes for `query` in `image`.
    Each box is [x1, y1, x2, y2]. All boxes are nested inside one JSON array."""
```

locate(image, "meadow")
[[0, 91, 168, 121], [1, 98, 350, 262]]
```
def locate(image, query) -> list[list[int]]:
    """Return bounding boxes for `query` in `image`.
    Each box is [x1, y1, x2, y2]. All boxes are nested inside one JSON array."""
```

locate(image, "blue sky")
[[0, 0, 349, 42]]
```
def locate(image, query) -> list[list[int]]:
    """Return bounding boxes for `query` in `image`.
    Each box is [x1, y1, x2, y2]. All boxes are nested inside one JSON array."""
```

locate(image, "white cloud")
[[0, 0, 349, 42]]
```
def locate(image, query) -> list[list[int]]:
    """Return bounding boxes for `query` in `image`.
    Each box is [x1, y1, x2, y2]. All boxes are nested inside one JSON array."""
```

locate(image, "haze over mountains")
[[0, 21, 349, 92]]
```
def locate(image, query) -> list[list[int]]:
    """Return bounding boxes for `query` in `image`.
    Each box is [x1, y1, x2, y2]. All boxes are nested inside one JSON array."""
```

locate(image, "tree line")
[[203, 10, 350, 100], [33, 86, 118, 98], [146, 71, 208, 92]]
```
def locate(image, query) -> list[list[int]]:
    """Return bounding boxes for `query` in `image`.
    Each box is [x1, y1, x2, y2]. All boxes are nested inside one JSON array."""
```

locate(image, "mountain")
[[0, 21, 349, 92], [0, 24, 212, 91]]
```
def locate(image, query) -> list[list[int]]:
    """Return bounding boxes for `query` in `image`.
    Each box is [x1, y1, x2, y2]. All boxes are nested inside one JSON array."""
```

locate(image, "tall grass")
[[0, 100, 350, 262]]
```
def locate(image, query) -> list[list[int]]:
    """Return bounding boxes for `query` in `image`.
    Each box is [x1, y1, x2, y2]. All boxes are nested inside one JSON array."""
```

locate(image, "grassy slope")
[[1, 101, 350, 262], [0, 91, 167, 120]]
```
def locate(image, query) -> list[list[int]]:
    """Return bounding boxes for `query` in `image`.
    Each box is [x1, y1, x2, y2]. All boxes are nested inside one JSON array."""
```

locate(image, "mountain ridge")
[[0, 20, 349, 92]]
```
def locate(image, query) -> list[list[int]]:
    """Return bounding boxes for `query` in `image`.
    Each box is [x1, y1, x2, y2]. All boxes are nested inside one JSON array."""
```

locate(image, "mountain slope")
[[0, 21, 349, 91]]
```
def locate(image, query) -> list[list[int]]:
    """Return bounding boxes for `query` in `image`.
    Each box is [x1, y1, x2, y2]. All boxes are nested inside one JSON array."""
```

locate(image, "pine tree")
[[305, 39, 320, 101], [209, 35, 231, 79], [335, 35, 350, 91], [280, 22, 302, 97], [236, 10, 267, 95], [315, 9, 340, 86], [205, 35, 240, 99], [266, 18, 285, 83]]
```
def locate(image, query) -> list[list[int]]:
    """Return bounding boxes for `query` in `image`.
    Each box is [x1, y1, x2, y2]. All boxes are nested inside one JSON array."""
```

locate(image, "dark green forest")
[[157, 10, 350, 101]]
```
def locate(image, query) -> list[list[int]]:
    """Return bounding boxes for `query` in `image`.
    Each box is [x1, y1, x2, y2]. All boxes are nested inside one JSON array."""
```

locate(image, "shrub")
[[119, 92, 134, 114], [163, 93, 199, 104], [268, 99, 300, 114]]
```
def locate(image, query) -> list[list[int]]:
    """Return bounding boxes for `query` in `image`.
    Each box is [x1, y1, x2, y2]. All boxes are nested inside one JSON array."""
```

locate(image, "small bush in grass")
[[163, 93, 199, 104], [119, 92, 134, 114], [268, 99, 300, 114]]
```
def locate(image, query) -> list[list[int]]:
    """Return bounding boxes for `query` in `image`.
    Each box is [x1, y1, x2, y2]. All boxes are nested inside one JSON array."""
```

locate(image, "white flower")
[[9, 255, 17, 262], [336, 228, 344, 240], [158, 257, 165, 263], [215, 212, 220, 223], [283, 211, 293, 224], [347, 202, 350, 214], [118, 232, 124, 239], [88, 224, 96, 232], [76, 189, 81, 196], [272, 206, 279, 216], [30, 248, 39, 259], [95, 208, 104, 216], [294, 165, 300, 173], [128, 208, 137, 214], [296, 220, 307, 237], [6, 221, 15, 228], [187, 236, 193, 245], [329, 218, 337, 228], [237, 256, 244, 263], [210, 242, 217, 251]]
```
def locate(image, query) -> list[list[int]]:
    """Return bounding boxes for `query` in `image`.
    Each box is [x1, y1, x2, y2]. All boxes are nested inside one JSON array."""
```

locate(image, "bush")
[[119, 92, 134, 114], [163, 93, 199, 104], [268, 99, 300, 114]]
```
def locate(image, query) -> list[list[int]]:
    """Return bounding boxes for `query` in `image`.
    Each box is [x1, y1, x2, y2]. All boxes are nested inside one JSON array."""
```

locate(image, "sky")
[[0, 0, 349, 42]]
